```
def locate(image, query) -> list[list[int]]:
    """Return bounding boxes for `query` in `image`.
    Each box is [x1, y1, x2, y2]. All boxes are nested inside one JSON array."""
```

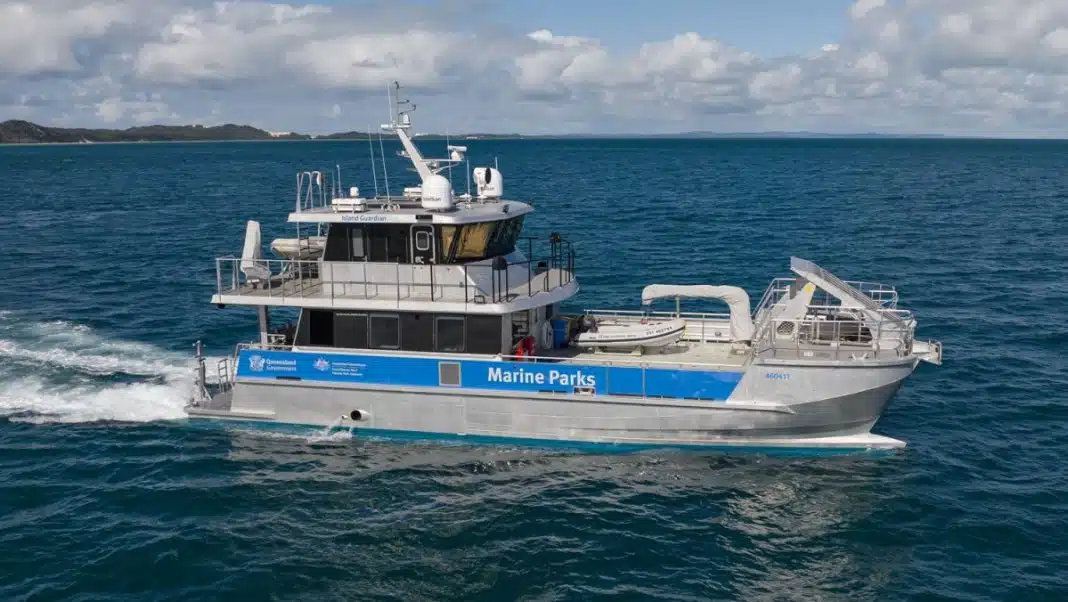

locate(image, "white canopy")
[[640, 284, 755, 342]]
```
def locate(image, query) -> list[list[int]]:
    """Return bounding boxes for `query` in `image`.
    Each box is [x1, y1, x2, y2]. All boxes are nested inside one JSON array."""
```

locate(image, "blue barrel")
[[551, 318, 570, 348]]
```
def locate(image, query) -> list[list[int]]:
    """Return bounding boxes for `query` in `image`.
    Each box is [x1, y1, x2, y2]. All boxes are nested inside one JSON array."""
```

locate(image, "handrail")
[[213, 251, 576, 307], [754, 313, 915, 361], [584, 309, 733, 321]]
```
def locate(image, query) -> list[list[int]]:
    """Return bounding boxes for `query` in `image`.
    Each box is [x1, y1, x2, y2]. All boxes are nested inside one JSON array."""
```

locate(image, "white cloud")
[[134, 2, 332, 84], [286, 30, 480, 90], [4, 0, 1068, 135], [0, 1, 137, 75], [850, 0, 886, 21]]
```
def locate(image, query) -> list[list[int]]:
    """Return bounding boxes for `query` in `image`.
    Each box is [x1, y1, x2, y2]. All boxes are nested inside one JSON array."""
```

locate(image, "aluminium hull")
[[185, 357, 917, 453]]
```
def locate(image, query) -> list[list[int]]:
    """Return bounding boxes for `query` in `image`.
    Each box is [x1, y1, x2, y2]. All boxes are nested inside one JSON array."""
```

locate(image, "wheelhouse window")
[[455, 222, 495, 260], [369, 314, 400, 349], [439, 225, 458, 259], [451, 216, 524, 261], [435, 316, 465, 352]]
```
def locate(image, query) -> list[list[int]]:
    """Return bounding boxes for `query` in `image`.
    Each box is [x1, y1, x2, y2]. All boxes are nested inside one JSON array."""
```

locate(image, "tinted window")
[[369, 315, 400, 349], [350, 227, 365, 259], [466, 315, 502, 354], [435, 317, 465, 352], [308, 310, 334, 346], [455, 222, 496, 259], [324, 225, 350, 261], [439, 225, 458, 259], [334, 312, 367, 348]]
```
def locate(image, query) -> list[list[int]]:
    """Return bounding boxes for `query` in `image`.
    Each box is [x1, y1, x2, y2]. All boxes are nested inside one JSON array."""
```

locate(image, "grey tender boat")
[[186, 83, 943, 453]]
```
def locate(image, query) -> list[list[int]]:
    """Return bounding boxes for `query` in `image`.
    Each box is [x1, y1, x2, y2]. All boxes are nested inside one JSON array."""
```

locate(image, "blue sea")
[[1, 138, 1066, 601]]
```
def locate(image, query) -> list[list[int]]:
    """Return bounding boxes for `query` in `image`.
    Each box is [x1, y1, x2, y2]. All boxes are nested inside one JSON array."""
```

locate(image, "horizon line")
[[5, 118, 1068, 141]]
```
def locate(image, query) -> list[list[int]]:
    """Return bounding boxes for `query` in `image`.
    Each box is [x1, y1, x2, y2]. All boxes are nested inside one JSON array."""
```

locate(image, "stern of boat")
[[186, 340, 237, 415]]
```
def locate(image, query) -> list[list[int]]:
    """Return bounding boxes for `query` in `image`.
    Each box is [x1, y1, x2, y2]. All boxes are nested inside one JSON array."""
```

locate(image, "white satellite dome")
[[420, 174, 455, 211], [474, 167, 503, 199]]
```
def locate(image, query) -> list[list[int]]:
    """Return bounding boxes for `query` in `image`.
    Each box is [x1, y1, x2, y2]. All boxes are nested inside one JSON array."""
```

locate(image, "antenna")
[[446, 128, 453, 183], [367, 126, 379, 197], [466, 156, 471, 197], [386, 83, 394, 126], [378, 130, 391, 201]]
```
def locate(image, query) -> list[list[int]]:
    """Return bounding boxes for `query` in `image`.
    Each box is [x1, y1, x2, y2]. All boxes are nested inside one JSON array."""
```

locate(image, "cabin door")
[[410, 225, 436, 265], [410, 224, 436, 298]]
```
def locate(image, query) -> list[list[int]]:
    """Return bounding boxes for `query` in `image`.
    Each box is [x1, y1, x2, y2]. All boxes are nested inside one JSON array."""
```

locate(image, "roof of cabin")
[[288, 198, 532, 225]]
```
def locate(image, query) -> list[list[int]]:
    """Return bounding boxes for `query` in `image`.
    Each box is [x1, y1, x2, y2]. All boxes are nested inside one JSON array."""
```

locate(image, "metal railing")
[[754, 277, 899, 319], [754, 308, 915, 361], [215, 245, 575, 308]]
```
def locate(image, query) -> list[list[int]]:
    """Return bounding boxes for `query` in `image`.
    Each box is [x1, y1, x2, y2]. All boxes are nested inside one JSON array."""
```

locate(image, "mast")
[[381, 82, 435, 183]]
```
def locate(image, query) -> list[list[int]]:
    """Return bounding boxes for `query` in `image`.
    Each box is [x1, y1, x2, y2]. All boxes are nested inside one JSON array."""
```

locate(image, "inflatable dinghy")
[[270, 236, 326, 260], [573, 318, 686, 349]]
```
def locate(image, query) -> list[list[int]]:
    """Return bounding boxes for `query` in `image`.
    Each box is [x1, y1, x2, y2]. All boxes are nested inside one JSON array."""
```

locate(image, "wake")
[[0, 312, 216, 424]]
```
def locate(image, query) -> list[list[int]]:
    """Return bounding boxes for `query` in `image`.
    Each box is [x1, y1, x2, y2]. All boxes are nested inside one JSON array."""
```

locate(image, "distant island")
[[0, 120, 524, 144], [0, 119, 956, 144]]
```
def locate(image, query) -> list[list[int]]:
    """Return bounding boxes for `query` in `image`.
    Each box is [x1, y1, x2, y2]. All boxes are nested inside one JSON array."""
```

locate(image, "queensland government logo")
[[313, 357, 331, 372], [248, 354, 266, 372]]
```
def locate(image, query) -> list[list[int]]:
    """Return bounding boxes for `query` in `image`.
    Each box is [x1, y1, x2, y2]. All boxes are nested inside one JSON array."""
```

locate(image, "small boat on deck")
[[270, 236, 326, 260], [573, 317, 686, 350]]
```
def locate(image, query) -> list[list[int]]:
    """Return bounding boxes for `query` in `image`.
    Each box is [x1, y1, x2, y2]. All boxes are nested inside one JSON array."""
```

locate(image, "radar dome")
[[420, 174, 454, 211]]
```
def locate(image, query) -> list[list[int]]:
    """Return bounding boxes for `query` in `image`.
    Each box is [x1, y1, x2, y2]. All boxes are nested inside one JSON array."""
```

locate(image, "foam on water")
[[0, 312, 196, 424]]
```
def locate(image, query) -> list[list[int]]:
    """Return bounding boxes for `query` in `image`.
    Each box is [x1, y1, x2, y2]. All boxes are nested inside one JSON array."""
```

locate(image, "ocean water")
[[1, 138, 1066, 601]]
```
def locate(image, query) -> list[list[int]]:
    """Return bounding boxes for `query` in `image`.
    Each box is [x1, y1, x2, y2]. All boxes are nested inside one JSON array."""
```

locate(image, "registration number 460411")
[[765, 372, 791, 380]]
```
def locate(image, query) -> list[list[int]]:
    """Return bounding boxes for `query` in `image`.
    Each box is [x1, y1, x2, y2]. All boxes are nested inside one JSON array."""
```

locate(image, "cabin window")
[[296, 309, 501, 354], [486, 216, 523, 257], [308, 310, 334, 346], [350, 227, 366, 260], [369, 314, 400, 349], [324, 225, 349, 261], [366, 225, 409, 262], [455, 222, 496, 259], [466, 315, 503, 354], [400, 313, 433, 352], [435, 316, 466, 352], [414, 230, 432, 252], [334, 312, 368, 349], [439, 225, 458, 259]]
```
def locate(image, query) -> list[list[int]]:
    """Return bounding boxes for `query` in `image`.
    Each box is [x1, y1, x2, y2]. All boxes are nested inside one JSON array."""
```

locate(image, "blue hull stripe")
[[236, 349, 743, 401]]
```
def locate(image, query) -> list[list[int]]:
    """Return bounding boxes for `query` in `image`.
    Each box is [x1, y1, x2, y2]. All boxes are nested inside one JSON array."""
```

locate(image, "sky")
[[3, 0, 1068, 136]]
